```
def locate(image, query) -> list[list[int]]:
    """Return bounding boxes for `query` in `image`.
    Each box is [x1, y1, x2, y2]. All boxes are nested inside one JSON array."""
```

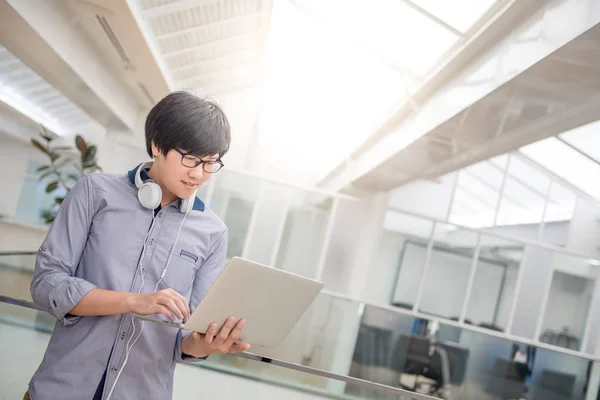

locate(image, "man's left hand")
[[181, 316, 250, 358]]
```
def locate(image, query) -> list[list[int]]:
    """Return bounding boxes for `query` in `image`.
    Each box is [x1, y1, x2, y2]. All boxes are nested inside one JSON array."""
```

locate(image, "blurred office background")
[[2, 0, 600, 399]]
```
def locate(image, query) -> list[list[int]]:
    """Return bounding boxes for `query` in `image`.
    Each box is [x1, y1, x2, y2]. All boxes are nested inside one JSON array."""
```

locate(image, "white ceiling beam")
[[163, 32, 257, 58], [177, 61, 258, 87], [0, 0, 138, 130], [144, 0, 226, 19], [171, 49, 257, 73], [156, 11, 265, 41], [202, 80, 258, 97], [315, 0, 555, 192]]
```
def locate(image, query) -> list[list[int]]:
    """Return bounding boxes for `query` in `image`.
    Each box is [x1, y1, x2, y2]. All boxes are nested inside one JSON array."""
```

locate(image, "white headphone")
[[134, 160, 196, 214]]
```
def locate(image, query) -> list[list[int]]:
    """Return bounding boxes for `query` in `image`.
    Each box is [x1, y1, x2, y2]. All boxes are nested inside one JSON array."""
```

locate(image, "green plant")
[[31, 126, 102, 224]]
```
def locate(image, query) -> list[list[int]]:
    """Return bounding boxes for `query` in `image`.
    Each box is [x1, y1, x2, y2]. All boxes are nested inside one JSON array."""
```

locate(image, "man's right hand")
[[129, 289, 191, 322]]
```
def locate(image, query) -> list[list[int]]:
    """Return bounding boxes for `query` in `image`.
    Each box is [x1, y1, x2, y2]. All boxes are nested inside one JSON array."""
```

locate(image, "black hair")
[[145, 91, 231, 159]]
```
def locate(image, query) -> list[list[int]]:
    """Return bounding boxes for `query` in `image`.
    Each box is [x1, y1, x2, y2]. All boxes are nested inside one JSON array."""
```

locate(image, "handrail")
[[1, 250, 599, 362], [0, 294, 436, 400], [0, 251, 37, 256]]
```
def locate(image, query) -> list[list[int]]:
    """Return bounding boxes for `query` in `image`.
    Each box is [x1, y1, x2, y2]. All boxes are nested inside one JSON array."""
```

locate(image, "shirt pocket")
[[161, 253, 199, 295]]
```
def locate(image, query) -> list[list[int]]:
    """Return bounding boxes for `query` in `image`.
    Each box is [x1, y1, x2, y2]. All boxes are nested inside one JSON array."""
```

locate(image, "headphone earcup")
[[138, 182, 162, 210], [179, 194, 195, 214]]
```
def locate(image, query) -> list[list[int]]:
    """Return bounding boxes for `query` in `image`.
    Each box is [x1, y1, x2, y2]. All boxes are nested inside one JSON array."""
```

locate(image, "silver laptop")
[[135, 257, 323, 348]]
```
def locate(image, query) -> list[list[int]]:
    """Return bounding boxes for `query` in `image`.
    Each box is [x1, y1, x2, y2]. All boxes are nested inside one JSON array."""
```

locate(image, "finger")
[[215, 316, 236, 344], [229, 342, 251, 354], [167, 289, 191, 318], [159, 298, 183, 320], [223, 319, 246, 348], [155, 304, 175, 321], [169, 294, 189, 321], [203, 323, 218, 344]]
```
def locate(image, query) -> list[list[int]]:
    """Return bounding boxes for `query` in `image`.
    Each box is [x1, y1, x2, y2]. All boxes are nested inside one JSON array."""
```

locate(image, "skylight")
[[520, 136, 600, 202]]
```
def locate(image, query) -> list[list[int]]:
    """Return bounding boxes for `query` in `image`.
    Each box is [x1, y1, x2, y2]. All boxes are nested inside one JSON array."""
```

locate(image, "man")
[[25, 91, 249, 400]]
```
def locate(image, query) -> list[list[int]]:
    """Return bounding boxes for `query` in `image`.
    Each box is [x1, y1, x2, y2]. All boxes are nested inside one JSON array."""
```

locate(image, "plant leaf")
[[67, 173, 80, 182], [36, 165, 51, 172], [31, 139, 49, 155], [55, 197, 65, 205], [51, 146, 73, 152], [75, 135, 87, 153], [45, 181, 59, 193], [39, 126, 53, 142], [38, 170, 55, 181], [54, 159, 72, 169], [49, 152, 60, 162]]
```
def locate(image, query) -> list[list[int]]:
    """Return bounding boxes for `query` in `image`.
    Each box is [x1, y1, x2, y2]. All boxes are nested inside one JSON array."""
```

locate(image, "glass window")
[[520, 137, 600, 201], [298, 0, 459, 75], [410, 0, 498, 33], [495, 177, 546, 228], [559, 120, 600, 162]]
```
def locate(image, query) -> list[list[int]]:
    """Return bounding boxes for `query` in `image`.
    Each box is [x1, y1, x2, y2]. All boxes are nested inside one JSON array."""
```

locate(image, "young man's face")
[[152, 142, 218, 200]]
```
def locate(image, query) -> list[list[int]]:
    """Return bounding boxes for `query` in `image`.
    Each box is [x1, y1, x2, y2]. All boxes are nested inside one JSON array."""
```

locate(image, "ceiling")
[[347, 18, 600, 195], [137, 0, 273, 97], [3, 0, 599, 197], [0, 44, 103, 139]]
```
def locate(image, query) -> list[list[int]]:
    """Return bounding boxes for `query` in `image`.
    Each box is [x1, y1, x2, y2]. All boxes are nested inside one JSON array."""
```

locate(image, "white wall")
[[0, 135, 32, 218]]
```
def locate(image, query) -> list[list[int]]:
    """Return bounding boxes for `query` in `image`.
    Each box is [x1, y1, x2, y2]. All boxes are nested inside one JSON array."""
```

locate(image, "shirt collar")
[[127, 163, 205, 212]]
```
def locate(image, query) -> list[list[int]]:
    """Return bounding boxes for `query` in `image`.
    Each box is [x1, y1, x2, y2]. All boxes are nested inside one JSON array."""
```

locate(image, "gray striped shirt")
[[27, 165, 228, 399]]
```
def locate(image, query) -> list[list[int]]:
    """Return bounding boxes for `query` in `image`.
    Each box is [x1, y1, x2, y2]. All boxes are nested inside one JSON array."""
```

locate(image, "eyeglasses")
[[174, 148, 224, 173]]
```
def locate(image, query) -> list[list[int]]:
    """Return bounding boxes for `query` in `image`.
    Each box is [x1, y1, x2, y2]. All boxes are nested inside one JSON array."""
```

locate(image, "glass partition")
[[349, 304, 599, 400], [274, 191, 333, 278], [0, 252, 55, 332], [464, 235, 524, 333], [417, 224, 479, 320], [383, 212, 435, 310], [208, 171, 262, 260], [538, 254, 596, 352], [0, 291, 423, 400], [1, 264, 600, 400], [541, 182, 576, 247]]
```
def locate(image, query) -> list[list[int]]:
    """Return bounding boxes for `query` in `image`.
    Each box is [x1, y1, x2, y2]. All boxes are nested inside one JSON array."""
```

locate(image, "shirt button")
[[110, 366, 117, 372], [120, 332, 126, 339], [149, 239, 154, 245], [158, 213, 162, 218]]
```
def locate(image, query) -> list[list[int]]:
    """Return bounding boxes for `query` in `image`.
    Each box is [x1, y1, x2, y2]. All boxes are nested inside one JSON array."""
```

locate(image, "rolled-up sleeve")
[[30, 175, 97, 326], [175, 229, 228, 363]]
